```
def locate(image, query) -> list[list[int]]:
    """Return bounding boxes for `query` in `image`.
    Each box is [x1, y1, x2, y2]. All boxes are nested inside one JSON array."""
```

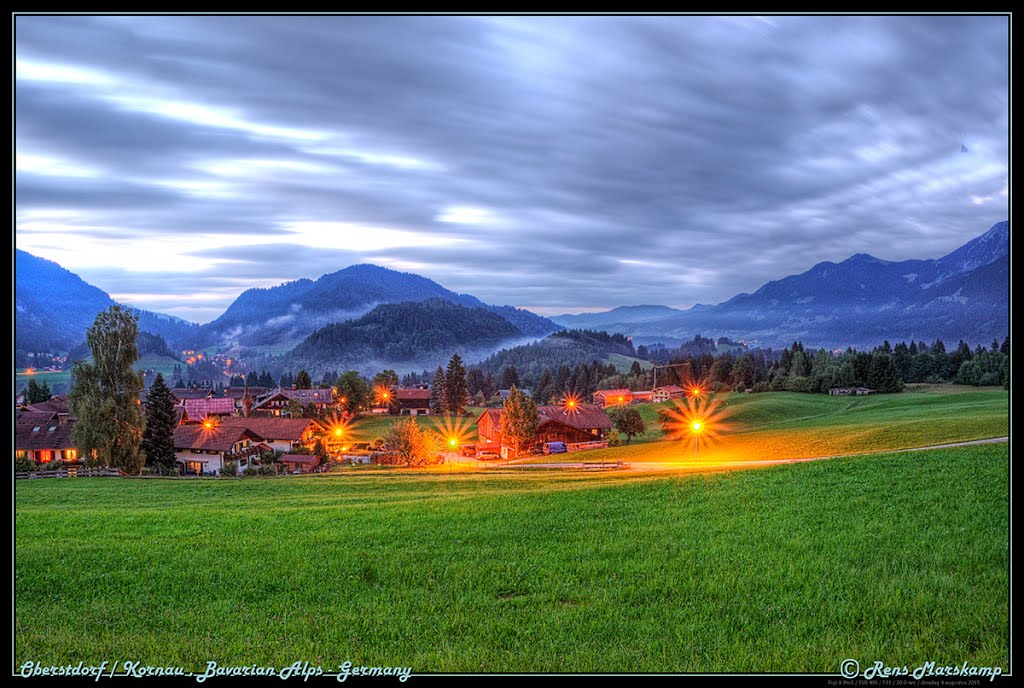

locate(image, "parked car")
[[543, 441, 568, 455], [477, 451, 501, 461]]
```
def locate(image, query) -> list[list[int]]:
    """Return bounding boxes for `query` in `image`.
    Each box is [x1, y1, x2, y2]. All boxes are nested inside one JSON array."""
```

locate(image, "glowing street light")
[[691, 420, 703, 460]]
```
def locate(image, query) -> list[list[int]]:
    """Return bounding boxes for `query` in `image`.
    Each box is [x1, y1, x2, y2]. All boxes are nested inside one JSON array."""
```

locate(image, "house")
[[183, 397, 236, 423], [222, 386, 269, 413], [22, 395, 73, 415], [278, 454, 321, 474], [494, 389, 532, 403], [15, 411, 79, 463], [172, 424, 266, 476], [631, 391, 653, 404], [536, 404, 614, 446], [474, 403, 613, 457], [392, 388, 432, 415], [651, 385, 685, 402], [171, 387, 214, 403], [253, 388, 334, 416], [593, 389, 633, 406], [216, 417, 324, 453]]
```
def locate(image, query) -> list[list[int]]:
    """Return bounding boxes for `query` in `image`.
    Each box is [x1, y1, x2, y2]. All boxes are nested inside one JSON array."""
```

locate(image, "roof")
[[173, 425, 261, 452], [632, 391, 653, 399], [594, 388, 633, 398], [222, 387, 269, 399], [171, 388, 213, 400], [184, 397, 236, 419], [254, 388, 334, 407], [279, 453, 319, 464], [395, 388, 432, 400], [16, 417, 76, 450], [475, 408, 503, 429], [475, 404, 612, 432], [537, 403, 613, 430], [496, 388, 532, 399], [217, 416, 323, 441], [654, 385, 685, 394], [22, 395, 72, 415]]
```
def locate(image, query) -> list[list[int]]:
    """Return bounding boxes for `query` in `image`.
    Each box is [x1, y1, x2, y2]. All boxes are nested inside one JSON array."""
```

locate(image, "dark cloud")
[[15, 15, 1008, 322]]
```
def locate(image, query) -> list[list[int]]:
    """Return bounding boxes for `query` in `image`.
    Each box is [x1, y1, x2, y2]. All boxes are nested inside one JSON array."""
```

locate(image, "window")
[[48, 426, 57, 432], [15, 450, 26, 459], [32, 426, 41, 432], [64, 449, 78, 461], [38, 451, 53, 463]]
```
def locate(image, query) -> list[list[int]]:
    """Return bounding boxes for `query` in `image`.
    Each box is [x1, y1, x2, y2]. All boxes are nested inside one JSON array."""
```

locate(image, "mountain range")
[[15, 250, 199, 353], [552, 220, 1009, 349], [14, 219, 1008, 367], [197, 263, 558, 350]]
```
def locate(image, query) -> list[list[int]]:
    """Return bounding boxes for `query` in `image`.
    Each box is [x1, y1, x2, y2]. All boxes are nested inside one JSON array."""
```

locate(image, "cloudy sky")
[[15, 14, 1008, 323]]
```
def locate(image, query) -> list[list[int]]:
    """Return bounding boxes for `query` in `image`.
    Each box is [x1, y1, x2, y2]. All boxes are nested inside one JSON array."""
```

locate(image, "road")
[[622, 436, 1009, 474], [446, 436, 1009, 475]]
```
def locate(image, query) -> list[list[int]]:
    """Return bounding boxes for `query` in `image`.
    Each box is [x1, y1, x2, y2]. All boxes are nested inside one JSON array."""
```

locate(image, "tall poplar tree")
[[69, 306, 145, 474]]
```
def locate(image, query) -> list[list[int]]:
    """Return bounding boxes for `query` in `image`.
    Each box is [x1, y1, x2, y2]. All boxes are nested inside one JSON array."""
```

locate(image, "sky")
[[15, 14, 1009, 323]]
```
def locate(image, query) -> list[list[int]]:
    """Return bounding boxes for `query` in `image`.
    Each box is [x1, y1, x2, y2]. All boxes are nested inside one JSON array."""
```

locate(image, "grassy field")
[[16, 354, 182, 395], [535, 388, 1007, 465], [15, 443, 1008, 672]]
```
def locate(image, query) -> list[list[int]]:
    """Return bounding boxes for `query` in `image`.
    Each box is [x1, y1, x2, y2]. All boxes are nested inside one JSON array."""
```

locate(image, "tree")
[[24, 378, 52, 404], [385, 418, 443, 466], [285, 399, 304, 418], [335, 371, 371, 415], [467, 367, 486, 397], [502, 386, 538, 457], [294, 369, 313, 390], [499, 365, 521, 390], [867, 352, 903, 393], [609, 407, 646, 445], [141, 373, 177, 472], [69, 306, 146, 474], [430, 367, 447, 414], [446, 354, 468, 415], [313, 438, 330, 471], [372, 369, 399, 390]]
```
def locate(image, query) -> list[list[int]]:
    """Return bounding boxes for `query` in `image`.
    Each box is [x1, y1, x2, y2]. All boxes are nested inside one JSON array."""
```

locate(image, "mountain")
[[550, 221, 1008, 349], [198, 263, 560, 349], [15, 249, 199, 354], [285, 298, 526, 374], [475, 329, 637, 380], [551, 305, 686, 331]]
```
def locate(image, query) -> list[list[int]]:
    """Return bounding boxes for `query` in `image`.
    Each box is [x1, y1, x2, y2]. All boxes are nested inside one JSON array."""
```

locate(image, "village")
[[15, 379, 712, 476]]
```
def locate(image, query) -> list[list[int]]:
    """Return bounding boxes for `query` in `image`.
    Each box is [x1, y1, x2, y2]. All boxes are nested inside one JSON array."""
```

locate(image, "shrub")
[[242, 466, 259, 477], [14, 455, 36, 473]]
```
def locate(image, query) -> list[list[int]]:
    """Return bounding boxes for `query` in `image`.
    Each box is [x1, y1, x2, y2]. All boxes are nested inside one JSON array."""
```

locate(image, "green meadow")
[[15, 442, 1008, 672], [535, 386, 1008, 465]]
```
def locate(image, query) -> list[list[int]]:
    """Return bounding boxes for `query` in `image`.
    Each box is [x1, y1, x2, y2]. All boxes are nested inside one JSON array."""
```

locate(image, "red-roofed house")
[[393, 388, 432, 415], [593, 389, 634, 407], [15, 412, 78, 464], [474, 403, 613, 457], [216, 417, 324, 453], [173, 424, 264, 475]]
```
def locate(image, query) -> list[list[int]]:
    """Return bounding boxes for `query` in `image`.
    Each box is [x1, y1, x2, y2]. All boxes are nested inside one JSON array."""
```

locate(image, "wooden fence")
[[16, 466, 122, 479]]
